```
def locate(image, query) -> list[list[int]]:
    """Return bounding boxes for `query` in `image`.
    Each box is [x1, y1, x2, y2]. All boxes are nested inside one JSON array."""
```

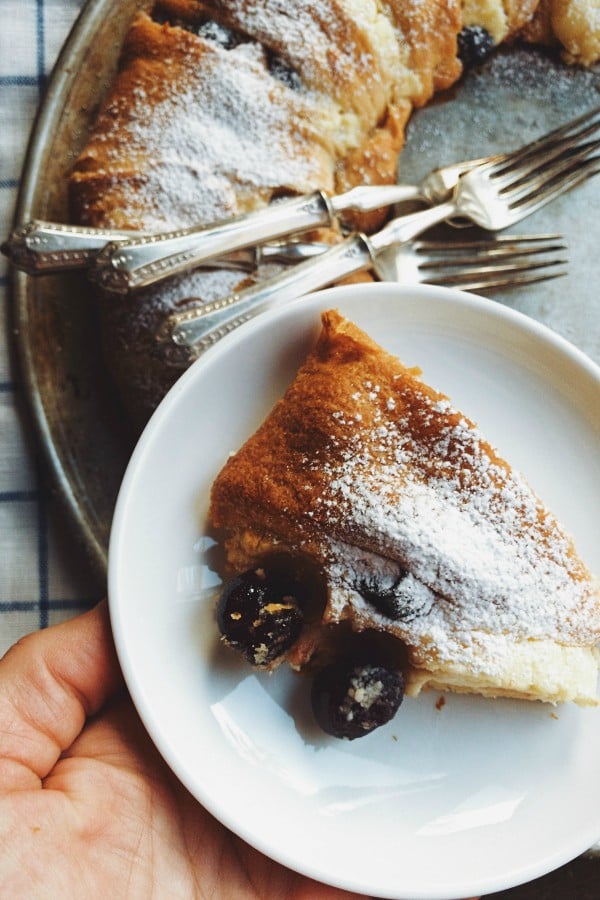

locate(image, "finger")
[[0, 600, 123, 791], [49, 693, 164, 786]]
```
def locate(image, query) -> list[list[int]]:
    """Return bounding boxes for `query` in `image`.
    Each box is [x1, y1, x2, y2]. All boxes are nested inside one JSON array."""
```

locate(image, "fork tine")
[[408, 233, 569, 292], [504, 154, 600, 222], [493, 135, 600, 193], [426, 268, 568, 292], [495, 137, 600, 196], [415, 234, 567, 268], [488, 104, 600, 177], [427, 255, 567, 278]]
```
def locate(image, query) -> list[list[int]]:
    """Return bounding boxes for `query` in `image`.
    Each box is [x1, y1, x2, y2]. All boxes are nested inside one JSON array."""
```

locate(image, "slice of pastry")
[[209, 309, 600, 737]]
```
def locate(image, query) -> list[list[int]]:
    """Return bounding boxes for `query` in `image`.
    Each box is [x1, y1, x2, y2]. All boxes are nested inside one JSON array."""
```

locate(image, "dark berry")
[[216, 566, 304, 666], [152, 13, 239, 47], [356, 570, 432, 621], [311, 662, 404, 739], [268, 54, 302, 90], [195, 20, 239, 49], [457, 26, 495, 69]]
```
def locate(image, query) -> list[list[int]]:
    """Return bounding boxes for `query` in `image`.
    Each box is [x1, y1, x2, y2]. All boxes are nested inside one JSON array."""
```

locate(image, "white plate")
[[108, 283, 600, 900]]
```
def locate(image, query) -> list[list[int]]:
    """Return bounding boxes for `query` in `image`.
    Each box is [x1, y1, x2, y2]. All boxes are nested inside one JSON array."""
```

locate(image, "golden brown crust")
[[503, 0, 542, 33], [332, 104, 412, 233], [546, 0, 600, 66], [463, 0, 600, 64], [70, 12, 336, 229], [518, 0, 558, 44], [389, 0, 463, 102]]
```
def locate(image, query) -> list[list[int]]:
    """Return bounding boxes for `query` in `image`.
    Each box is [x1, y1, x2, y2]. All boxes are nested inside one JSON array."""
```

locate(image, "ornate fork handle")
[[89, 183, 430, 293], [158, 236, 374, 356], [0, 220, 137, 274], [0, 181, 435, 281], [91, 193, 334, 293]]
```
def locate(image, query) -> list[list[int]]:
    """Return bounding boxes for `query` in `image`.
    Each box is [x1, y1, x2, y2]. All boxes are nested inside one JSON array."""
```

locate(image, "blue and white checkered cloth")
[[0, 0, 99, 655]]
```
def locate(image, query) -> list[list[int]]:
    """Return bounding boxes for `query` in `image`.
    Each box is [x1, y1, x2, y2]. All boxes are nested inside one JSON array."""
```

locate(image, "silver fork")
[[372, 233, 568, 291], [153, 232, 567, 355], [221, 233, 569, 290], [1, 159, 487, 277], [162, 121, 598, 352]]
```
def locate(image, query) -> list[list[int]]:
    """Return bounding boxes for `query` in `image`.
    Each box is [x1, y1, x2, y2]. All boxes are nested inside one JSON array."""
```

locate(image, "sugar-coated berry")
[[216, 566, 304, 666], [356, 570, 432, 621], [268, 54, 302, 90], [196, 20, 238, 49], [311, 662, 405, 739], [457, 26, 495, 68]]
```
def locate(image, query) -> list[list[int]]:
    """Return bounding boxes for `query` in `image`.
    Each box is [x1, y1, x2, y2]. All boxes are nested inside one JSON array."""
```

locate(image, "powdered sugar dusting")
[[73, 1, 464, 235], [298, 374, 600, 670], [77, 37, 332, 232], [216, 0, 411, 108]]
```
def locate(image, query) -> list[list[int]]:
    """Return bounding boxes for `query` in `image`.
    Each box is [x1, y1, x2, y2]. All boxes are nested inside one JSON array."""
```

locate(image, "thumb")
[[0, 600, 123, 791]]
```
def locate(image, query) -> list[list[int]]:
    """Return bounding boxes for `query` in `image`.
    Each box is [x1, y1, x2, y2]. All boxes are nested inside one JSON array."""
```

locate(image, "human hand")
[[0, 601, 366, 899]]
